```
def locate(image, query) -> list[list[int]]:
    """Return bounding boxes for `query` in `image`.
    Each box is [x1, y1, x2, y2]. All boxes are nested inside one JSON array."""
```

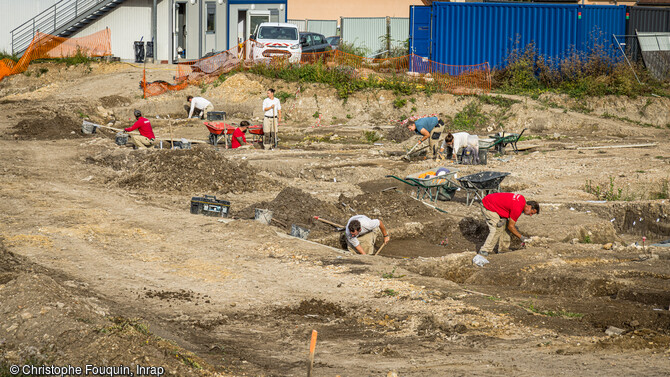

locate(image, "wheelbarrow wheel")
[[209, 133, 217, 146]]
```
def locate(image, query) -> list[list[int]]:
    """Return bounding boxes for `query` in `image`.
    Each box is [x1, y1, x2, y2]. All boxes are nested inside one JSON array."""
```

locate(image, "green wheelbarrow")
[[386, 167, 460, 204]]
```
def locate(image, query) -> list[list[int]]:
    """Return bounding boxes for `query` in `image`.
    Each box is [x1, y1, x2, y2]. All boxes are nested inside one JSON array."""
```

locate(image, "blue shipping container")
[[410, 5, 431, 72], [422, 2, 625, 69]]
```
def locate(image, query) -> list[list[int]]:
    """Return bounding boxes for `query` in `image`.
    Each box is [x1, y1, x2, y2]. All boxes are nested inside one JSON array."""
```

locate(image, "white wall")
[[0, 0, 58, 53], [71, 0, 152, 60]]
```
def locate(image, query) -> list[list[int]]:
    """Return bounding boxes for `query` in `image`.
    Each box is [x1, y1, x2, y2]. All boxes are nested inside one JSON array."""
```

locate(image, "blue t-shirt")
[[414, 117, 439, 135]]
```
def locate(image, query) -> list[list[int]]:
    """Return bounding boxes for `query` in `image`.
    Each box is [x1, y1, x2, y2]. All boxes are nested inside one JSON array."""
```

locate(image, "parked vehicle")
[[251, 22, 301, 63], [299, 32, 332, 54], [326, 36, 340, 50]]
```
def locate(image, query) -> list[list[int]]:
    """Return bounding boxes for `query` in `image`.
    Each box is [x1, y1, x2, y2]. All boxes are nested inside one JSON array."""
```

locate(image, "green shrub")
[[453, 102, 488, 132], [393, 97, 407, 108]]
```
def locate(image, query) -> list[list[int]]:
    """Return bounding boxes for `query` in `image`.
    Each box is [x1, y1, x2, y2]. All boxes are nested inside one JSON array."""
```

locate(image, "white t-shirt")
[[443, 132, 478, 155], [263, 97, 281, 117], [345, 215, 380, 248], [189, 97, 212, 118]]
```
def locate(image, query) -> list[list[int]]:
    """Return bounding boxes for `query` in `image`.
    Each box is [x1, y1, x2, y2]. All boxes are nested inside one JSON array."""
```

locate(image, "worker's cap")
[[134, 110, 142, 118]]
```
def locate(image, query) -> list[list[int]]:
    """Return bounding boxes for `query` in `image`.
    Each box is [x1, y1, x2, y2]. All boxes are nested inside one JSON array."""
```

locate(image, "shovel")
[[313, 216, 345, 231], [81, 120, 123, 134], [401, 143, 428, 161]]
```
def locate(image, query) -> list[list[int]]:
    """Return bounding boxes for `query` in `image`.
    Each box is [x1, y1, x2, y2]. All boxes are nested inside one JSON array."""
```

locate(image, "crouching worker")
[[124, 110, 155, 149], [406, 116, 443, 160], [345, 215, 390, 255], [439, 132, 479, 163], [479, 192, 539, 256], [231, 121, 252, 149]]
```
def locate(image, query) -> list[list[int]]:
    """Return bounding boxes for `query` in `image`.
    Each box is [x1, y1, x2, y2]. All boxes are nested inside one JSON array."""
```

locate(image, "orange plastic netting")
[[143, 40, 491, 97], [0, 29, 112, 82]]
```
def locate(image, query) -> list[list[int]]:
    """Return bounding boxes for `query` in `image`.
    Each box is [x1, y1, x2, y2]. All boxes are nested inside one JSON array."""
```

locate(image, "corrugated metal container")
[[341, 17, 387, 55], [626, 6, 670, 61], [307, 20, 337, 37], [577, 5, 625, 54], [427, 2, 625, 68], [288, 19, 307, 32], [389, 17, 409, 49]]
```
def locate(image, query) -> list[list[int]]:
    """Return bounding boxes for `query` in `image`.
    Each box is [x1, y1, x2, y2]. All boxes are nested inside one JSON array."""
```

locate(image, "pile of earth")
[[87, 148, 277, 194], [241, 187, 347, 235], [385, 121, 414, 142], [340, 189, 432, 226], [99, 95, 131, 108], [276, 299, 347, 317], [9, 112, 84, 140]]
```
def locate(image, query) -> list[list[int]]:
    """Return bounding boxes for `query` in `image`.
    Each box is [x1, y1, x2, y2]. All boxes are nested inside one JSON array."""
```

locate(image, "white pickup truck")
[[251, 22, 301, 63]]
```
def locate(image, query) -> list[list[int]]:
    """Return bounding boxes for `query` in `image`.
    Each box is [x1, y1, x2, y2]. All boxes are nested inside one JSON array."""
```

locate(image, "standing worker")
[[345, 215, 390, 255], [231, 121, 252, 149], [187, 95, 214, 119], [478, 192, 540, 256], [406, 117, 443, 160], [124, 110, 155, 149], [262, 88, 281, 149]]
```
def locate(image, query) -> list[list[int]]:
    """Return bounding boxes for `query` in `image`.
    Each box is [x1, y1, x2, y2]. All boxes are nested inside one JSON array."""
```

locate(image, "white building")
[[1, 0, 288, 61]]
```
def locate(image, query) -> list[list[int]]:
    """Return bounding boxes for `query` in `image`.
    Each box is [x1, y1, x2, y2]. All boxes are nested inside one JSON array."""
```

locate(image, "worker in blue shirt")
[[406, 116, 443, 160]]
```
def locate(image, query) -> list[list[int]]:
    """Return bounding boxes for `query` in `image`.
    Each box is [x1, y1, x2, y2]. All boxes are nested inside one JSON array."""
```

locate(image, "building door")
[[176, 2, 187, 58], [247, 11, 270, 39], [205, 2, 216, 54]]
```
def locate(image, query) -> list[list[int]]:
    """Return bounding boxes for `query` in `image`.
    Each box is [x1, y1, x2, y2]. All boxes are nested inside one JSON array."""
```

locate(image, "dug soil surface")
[[1, 61, 669, 376]]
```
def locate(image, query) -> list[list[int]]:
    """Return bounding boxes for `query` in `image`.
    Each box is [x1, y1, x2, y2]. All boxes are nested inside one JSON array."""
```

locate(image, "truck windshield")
[[258, 26, 298, 41]]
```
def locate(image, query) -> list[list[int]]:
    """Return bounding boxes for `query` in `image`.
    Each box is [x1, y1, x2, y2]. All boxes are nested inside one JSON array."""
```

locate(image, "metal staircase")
[[11, 0, 127, 55]]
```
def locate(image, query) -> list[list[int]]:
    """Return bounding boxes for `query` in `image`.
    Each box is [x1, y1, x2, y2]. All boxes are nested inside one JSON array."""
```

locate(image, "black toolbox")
[[206, 111, 226, 121], [190, 195, 230, 217]]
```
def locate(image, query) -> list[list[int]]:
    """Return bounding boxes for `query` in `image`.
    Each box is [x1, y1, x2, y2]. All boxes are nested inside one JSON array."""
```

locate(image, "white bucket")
[[254, 208, 273, 225]]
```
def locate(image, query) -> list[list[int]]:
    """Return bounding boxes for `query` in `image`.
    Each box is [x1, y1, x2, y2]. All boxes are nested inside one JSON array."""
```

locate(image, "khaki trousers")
[[200, 103, 214, 119], [480, 208, 511, 254], [263, 116, 277, 148], [428, 127, 440, 158], [347, 230, 378, 254], [129, 135, 154, 149]]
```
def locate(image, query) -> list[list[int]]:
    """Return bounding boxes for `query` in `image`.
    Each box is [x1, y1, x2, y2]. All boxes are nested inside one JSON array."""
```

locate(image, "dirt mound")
[[386, 122, 414, 142], [10, 113, 84, 140], [278, 299, 346, 317], [99, 95, 131, 108], [244, 187, 346, 232], [88, 148, 276, 194], [459, 217, 488, 243], [343, 190, 429, 224]]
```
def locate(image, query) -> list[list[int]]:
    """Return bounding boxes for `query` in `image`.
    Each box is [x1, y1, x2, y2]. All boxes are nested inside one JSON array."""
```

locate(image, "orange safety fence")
[[142, 40, 491, 98], [0, 29, 112, 82]]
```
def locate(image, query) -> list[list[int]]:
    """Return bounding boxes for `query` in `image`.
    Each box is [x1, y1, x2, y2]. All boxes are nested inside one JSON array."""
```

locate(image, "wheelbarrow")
[[386, 167, 460, 204], [480, 128, 528, 155], [204, 122, 264, 147], [457, 171, 510, 206]]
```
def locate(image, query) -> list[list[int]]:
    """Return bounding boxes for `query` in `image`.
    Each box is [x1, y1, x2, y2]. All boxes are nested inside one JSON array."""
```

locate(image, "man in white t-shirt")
[[262, 88, 281, 149], [439, 132, 479, 162], [187, 95, 214, 119], [345, 215, 390, 255]]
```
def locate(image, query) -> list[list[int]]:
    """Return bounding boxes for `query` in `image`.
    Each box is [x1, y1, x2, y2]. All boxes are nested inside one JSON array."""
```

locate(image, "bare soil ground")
[[1, 61, 670, 376]]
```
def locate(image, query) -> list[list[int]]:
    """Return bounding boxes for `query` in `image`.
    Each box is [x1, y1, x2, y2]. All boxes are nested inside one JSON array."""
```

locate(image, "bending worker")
[[479, 192, 540, 257], [124, 110, 155, 149], [231, 121, 252, 149], [187, 95, 214, 119], [345, 215, 390, 255], [406, 117, 443, 160], [440, 132, 479, 162]]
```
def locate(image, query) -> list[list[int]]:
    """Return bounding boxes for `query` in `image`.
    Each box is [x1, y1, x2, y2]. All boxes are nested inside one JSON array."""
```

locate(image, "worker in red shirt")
[[479, 192, 540, 256], [231, 121, 252, 149], [124, 110, 155, 149]]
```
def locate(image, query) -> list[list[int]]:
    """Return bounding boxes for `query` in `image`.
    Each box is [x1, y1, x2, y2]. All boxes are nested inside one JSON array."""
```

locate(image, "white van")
[[251, 22, 301, 63]]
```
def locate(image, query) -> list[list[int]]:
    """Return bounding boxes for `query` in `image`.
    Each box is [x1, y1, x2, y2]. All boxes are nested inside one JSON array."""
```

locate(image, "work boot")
[[478, 250, 489, 257]]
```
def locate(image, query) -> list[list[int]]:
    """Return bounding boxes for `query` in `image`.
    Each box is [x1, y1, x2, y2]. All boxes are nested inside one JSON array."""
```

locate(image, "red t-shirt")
[[231, 127, 246, 149], [482, 192, 526, 221], [124, 117, 155, 139]]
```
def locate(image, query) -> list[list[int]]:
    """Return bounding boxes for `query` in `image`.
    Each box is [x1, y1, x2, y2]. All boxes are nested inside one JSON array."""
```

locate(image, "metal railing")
[[11, 0, 121, 54]]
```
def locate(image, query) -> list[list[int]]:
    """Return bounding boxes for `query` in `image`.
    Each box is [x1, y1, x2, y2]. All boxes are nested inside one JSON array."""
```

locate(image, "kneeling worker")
[[440, 132, 479, 162], [124, 110, 155, 149], [231, 121, 252, 149], [345, 215, 390, 255], [406, 117, 442, 159], [479, 192, 539, 256]]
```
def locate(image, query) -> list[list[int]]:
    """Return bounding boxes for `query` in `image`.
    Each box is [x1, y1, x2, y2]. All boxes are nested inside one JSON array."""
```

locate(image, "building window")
[[270, 9, 279, 23], [206, 3, 216, 33]]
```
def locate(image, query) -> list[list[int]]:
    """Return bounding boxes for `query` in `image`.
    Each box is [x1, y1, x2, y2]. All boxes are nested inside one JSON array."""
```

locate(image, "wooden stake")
[[307, 330, 318, 377], [374, 242, 387, 256], [169, 120, 174, 149]]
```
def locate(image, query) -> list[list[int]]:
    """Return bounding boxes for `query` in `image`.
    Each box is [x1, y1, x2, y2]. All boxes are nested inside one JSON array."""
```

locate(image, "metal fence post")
[[54, 3, 57, 32]]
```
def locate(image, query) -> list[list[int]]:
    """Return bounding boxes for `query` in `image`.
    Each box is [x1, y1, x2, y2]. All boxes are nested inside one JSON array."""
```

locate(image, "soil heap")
[[10, 112, 83, 140]]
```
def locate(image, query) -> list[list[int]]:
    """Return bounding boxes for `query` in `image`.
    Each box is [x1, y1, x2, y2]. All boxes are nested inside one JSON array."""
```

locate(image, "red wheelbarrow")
[[204, 122, 264, 147]]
